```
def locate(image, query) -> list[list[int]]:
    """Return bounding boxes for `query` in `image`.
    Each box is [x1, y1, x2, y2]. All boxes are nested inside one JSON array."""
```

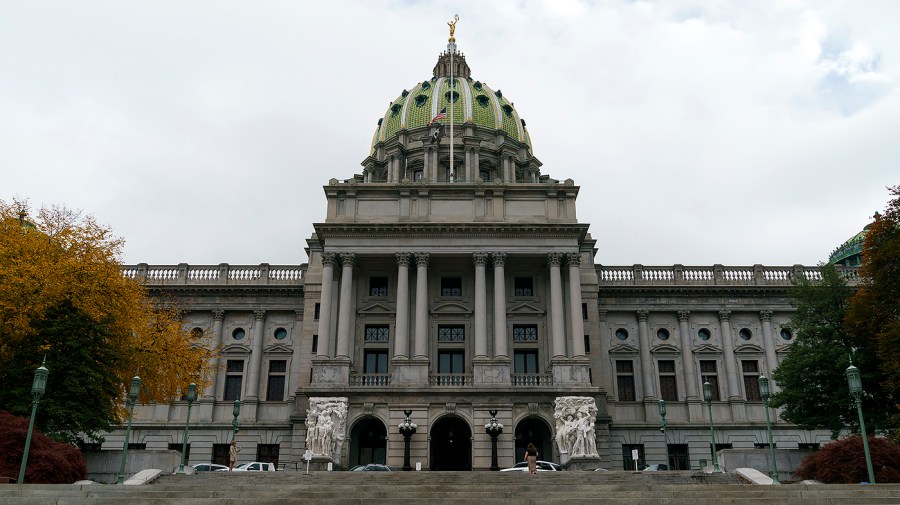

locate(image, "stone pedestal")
[[562, 456, 602, 471], [311, 357, 350, 386], [473, 358, 510, 386], [551, 358, 591, 385], [390, 358, 430, 385], [307, 455, 336, 472]]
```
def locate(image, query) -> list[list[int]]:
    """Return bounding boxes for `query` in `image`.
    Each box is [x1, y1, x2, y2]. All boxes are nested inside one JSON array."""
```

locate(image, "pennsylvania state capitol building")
[[110, 29, 859, 473]]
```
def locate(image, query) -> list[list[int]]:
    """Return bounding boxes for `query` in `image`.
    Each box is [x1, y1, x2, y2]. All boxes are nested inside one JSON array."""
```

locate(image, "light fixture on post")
[[117, 376, 142, 485], [174, 383, 198, 475], [17, 358, 49, 485], [398, 410, 417, 471], [703, 380, 721, 473], [758, 373, 780, 484], [232, 399, 241, 440], [846, 361, 875, 484], [658, 399, 669, 470], [484, 410, 504, 471]]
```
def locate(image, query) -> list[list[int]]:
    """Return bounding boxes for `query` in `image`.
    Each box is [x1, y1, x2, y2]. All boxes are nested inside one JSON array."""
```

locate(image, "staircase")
[[2, 470, 899, 504]]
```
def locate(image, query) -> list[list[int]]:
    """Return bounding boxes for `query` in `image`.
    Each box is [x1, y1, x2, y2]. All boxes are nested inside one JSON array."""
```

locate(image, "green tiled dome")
[[371, 52, 532, 155], [828, 219, 875, 267]]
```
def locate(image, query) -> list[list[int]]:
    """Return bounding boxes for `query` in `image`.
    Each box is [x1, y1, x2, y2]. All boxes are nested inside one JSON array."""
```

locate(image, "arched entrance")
[[514, 417, 553, 464], [429, 416, 472, 471], [349, 417, 387, 466]]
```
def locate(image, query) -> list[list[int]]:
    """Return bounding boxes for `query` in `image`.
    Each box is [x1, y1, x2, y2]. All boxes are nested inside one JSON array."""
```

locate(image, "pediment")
[[692, 344, 722, 355], [222, 344, 252, 355], [775, 344, 792, 355], [650, 344, 681, 355], [507, 302, 545, 315], [264, 343, 293, 355], [432, 301, 472, 314], [609, 343, 639, 355], [734, 344, 765, 355], [358, 302, 395, 315]]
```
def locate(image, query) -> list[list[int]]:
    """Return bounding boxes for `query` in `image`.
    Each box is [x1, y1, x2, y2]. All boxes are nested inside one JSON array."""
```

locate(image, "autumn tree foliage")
[[0, 411, 87, 484], [0, 202, 215, 443], [795, 435, 900, 483]]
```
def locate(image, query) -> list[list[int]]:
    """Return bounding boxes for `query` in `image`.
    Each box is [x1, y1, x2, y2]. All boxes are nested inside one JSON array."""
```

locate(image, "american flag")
[[430, 107, 447, 123]]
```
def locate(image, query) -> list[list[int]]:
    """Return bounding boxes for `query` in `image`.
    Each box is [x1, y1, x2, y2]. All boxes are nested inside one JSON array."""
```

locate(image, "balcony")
[[511, 373, 553, 387], [429, 373, 472, 386], [349, 373, 392, 387]]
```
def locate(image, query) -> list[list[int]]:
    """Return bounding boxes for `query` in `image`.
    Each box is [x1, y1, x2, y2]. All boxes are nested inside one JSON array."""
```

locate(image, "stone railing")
[[122, 263, 304, 286], [349, 373, 392, 387], [597, 264, 859, 286], [429, 373, 473, 387], [511, 373, 553, 387]]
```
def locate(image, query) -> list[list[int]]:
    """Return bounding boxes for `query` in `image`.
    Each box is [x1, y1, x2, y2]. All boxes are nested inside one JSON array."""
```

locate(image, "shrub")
[[0, 411, 87, 483], [795, 435, 900, 483]]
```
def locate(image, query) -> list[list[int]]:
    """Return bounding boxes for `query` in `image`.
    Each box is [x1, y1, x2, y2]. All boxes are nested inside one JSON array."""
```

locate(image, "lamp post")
[[17, 358, 49, 485], [658, 399, 669, 470], [703, 380, 721, 473], [846, 362, 876, 484], [758, 374, 780, 484], [117, 376, 142, 485], [398, 410, 417, 471], [232, 399, 241, 440], [174, 383, 197, 475], [484, 410, 504, 471]]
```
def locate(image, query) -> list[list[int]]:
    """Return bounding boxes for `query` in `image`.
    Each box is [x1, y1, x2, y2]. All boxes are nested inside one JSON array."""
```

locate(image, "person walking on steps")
[[525, 443, 538, 475]]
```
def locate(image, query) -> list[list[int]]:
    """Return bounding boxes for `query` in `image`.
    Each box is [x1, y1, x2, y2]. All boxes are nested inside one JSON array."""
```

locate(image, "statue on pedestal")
[[305, 397, 348, 461]]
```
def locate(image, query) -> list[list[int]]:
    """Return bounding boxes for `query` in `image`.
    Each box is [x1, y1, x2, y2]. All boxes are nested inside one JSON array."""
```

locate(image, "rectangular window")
[[312, 335, 318, 353], [265, 360, 286, 401], [700, 360, 720, 401], [584, 335, 591, 353], [369, 276, 388, 297], [512, 324, 538, 342], [514, 276, 533, 297], [224, 359, 244, 401], [582, 303, 588, 320], [438, 350, 465, 373], [742, 360, 761, 401], [658, 360, 678, 401], [669, 444, 689, 470], [622, 444, 645, 471], [314, 303, 320, 320], [364, 325, 390, 342], [213, 443, 230, 466], [440, 276, 462, 297], [127, 443, 146, 450], [364, 350, 389, 374], [616, 360, 636, 401], [257, 444, 280, 466], [437, 325, 465, 342], [514, 350, 538, 374]]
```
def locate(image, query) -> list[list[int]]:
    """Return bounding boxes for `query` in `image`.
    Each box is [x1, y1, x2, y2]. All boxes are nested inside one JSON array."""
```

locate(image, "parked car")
[[350, 463, 392, 471], [191, 463, 229, 472], [641, 464, 669, 471], [232, 461, 277, 472], [594, 467, 609, 472], [500, 461, 560, 472]]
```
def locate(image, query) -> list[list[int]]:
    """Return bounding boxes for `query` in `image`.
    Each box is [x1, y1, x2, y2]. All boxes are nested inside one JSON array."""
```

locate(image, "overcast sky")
[[2, 1, 897, 267]]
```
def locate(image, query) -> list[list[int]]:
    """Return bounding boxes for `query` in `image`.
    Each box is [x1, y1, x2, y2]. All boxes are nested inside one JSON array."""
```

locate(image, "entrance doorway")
[[349, 418, 387, 466], [429, 416, 472, 471], [514, 417, 553, 465]]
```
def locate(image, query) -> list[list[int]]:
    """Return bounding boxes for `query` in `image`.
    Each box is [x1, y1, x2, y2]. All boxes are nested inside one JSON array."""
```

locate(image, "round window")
[[780, 328, 793, 341], [274, 327, 288, 340], [190, 327, 204, 339], [739, 328, 752, 341], [232, 328, 246, 340], [615, 328, 629, 341], [698, 328, 711, 341], [657, 328, 670, 341]]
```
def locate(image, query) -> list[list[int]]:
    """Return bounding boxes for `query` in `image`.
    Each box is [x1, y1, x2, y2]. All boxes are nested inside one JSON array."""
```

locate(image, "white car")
[[500, 460, 560, 472], [191, 463, 229, 472], [232, 461, 277, 472]]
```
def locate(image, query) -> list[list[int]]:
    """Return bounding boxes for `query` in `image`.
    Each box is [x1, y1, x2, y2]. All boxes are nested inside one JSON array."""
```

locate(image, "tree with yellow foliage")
[[0, 201, 215, 443]]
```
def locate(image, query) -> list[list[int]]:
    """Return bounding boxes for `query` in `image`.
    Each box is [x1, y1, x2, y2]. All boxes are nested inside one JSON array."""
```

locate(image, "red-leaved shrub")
[[796, 435, 900, 483], [0, 411, 87, 483]]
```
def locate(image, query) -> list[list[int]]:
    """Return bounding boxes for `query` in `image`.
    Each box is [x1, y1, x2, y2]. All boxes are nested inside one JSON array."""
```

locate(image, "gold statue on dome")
[[448, 14, 459, 41]]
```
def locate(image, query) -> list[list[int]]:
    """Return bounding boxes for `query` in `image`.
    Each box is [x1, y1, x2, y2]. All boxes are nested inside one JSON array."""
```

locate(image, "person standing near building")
[[525, 443, 538, 475], [229, 439, 240, 471]]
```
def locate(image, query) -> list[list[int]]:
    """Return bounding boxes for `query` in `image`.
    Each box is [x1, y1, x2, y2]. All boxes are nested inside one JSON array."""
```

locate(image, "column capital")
[[491, 252, 507, 267], [340, 252, 356, 267], [677, 309, 690, 322], [565, 252, 581, 267], [547, 252, 562, 267], [759, 310, 772, 322], [295, 309, 304, 320], [415, 252, 430, 268], [718, 310, 732, 322], [212, 309, 225, 322], [254, 309, 266, 321], [321, 252, 337, 267], [473, 252, 489, 267], [598, 309, 608, 322], [636, 309, 649, 322], [396, 252, 411, 267]]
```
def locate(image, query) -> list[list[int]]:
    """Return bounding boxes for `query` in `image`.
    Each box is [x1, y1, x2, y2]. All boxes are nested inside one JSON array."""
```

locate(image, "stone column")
[[759, 310, 779, 392], [718, 310, 741, 400], [335, 253, 356, 359], [414, 253, 430, 358], [492, 252, 508, 358], [473, 253, 489, 359], [246, 309, 266, 399], [637, 310, 655, 399], [209, 309, 225, 399], [394, 253, 411, 359], [567, 252, 586, 358], [677, 310, 699, 400], [316, 253, 336, 358], [548, 253, 566, 359]]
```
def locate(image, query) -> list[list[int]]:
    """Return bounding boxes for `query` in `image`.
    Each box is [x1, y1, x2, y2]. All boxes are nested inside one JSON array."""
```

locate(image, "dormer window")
[[444, 90, 460, 103], [502, 104, 514, 117], [476, 95, 490, 107], [390, 104, 401, 116], [415, 94, 428, 107]]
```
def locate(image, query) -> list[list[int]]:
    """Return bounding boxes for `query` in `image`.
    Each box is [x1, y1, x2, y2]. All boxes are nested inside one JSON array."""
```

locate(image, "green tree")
[[846, 185, 900, 434], [770, 264, 889, 438]]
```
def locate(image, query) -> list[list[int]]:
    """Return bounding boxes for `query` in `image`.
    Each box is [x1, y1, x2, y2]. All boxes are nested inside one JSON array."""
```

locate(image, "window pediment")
[[222, 344, 252, 355], [608, 343, 639, 355], [264, 344, 293, 355], [650, 344, 681, 355], [432, 301, 472, 314], [358, 302, 396, 315], [692, 344, 722, 355], [734, 343, 765, 355], [507, 301, 545, 315]]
